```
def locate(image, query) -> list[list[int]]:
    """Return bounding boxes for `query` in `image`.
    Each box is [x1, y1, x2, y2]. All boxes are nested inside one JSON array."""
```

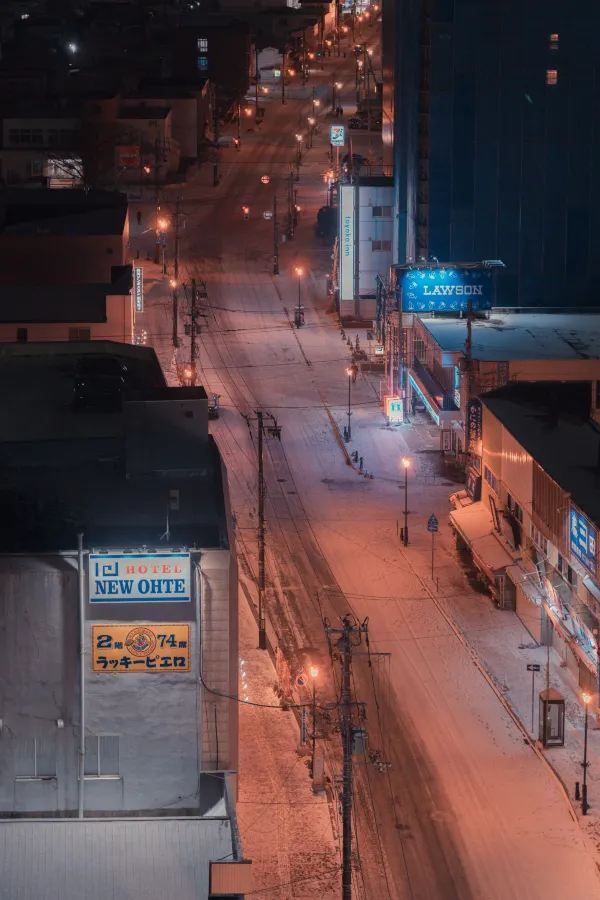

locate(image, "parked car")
[[72, 356, 128, 411], [316, 205, 337, 240]]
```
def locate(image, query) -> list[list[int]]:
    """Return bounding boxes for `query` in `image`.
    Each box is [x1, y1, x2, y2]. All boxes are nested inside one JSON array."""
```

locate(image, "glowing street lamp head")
[[295, 133, 303, 142], [313, 98, 321, 108], [401, 457, 410, 469], [288, 68, 295, 77], [157, 217, 169, 231], [335, 81, 343, 90], [244, 106, 253, 117], [169, 278, 177, 289], [583, 691, 592, 705], [295, 266, 304, 278], [307, 116, 315, 126], [309, 665, 319, 680]]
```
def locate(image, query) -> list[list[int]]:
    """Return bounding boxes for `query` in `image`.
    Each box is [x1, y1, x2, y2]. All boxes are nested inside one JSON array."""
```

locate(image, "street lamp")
[[295, 133, 303, 178], [332, 80, 343, 111], [307, 116, 315, 148], [582, 691, 591, 814], [156, 216, 169, 274], [401, 457, 410, 546], [309, 665, 319, 774], [345, 367, 353, 442], [294, 266, 304, 327]]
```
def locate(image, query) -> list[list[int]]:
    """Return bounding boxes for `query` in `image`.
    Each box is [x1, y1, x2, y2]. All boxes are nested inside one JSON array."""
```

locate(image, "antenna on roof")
[[159, 503, 170, 543]]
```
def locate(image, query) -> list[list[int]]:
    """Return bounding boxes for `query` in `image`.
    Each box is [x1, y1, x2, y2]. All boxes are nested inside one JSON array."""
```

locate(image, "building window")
[[546, 69, 558, 86], [16, 328, 28, 343], [197, 37, 208, 52], [371, 239, 392, 252], [15, 738, 56, 778], [85, 735, 120, 777], [507, 494, 523, 523], [557, 553, 577, 588], [484, 464, 499, 494], [7, 128, 43, 146], [372, 206, 392, 217], [530, 523, 548, 556], [197, 56, 208, 71], [68, 328, 91, 341], [549, 32, 559, 51]]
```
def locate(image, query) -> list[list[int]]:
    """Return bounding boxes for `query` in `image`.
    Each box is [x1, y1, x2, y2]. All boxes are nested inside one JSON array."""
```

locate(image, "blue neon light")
[[400, 267, 493, 312]]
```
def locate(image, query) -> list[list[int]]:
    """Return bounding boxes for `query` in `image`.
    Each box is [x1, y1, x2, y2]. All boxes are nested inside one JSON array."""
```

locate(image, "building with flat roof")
[[0, 341, 238, 820], [408, 310, 600, 458], [0, 188, 129, 284], [0, 264, 134, 344], [450, 381, 600, 699]]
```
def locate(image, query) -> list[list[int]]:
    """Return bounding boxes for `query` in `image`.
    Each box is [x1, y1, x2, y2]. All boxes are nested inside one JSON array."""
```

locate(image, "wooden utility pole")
[[243, 412, 282, 649], [325, 615, 368, 900], [172, 194, 181, 347], [273, 192, 279, 275], [257, 411, 266, 648], [190, 278, 198, 385], [281, 48, 286, 105]]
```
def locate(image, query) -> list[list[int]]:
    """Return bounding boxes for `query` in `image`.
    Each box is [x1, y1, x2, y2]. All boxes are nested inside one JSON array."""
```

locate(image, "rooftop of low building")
[[0, 188, 128, 236], [421, 310, 600, 360], [0, 342, 227, 552], [481, 381, 600, 525]]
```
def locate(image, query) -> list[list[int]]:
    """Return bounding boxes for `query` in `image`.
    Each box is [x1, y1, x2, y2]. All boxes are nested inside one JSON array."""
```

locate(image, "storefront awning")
[[506, 563, 545, 607], [450, 502, 518, 576], [583, 575, 600, 604]]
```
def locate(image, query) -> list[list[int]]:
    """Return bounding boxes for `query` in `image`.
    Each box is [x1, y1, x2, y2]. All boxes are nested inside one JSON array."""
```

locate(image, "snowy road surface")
[[134, 28, 600, 900]]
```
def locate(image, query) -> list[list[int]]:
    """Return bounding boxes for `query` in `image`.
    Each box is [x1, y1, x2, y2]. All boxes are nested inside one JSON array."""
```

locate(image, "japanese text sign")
[[89, 552, 191, 603], [570, 507, 597, 575], [134, 266, 143, 312], [92, 624, 191, 673]]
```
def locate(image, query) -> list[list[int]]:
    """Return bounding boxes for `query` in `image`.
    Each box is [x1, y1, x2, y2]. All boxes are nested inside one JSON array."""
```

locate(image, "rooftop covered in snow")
[[421, 312, 600, 361]]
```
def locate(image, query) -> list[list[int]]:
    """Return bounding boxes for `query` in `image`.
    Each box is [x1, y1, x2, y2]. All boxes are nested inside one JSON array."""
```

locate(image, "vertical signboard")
[[339, 184, 355, 301], [134, 266, 144, 313], [570, 507, 597, 575], [466, 398, 482, 454], [330, 125, 346, 146], [89, 552, 191, 603]]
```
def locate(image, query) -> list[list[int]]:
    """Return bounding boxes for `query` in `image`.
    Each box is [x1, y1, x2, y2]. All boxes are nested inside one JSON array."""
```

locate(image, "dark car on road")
[[72, 356, 128, 411], [316, 205, 337, 241]]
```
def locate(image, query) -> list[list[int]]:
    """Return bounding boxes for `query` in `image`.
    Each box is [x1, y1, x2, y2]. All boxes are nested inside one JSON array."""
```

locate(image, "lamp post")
[[332, 80, 342, 112], [309, 665, 319, 774], [401, 457, 410, 546], [294, 133, 303, 179], [307, 116, 315, 149], [345, 367, 353, 442], [294, 266, 304, 327], [156, 216, 168, 274], [582, 691, 591, 814]]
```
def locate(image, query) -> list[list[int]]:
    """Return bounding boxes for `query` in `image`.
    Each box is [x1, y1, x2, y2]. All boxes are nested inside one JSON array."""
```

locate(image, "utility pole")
[[172, 194, 181, 347], [257, 411, 266, 649], [255, 46, 260, 118], [273, 192, 279, 275], [154, 137, 161, 264], [325, 615, 368, 900], [213, 85, 220, 187], [190, 278, 198, 385], [281, 48, 286, 105], [243, 412, 282, 649]]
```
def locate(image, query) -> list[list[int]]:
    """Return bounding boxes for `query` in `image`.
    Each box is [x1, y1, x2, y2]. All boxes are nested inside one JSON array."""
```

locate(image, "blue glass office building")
[[388, 1, 600, 306]]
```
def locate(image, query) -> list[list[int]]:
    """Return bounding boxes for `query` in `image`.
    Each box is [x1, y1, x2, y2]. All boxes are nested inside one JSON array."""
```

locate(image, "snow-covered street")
[[131, 24, 600, 899]]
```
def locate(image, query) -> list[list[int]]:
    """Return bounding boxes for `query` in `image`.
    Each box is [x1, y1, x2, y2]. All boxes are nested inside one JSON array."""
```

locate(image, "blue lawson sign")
[[89, 552, 191, 603], [570, 508, 597, 575], [400, 267, 493, 313]]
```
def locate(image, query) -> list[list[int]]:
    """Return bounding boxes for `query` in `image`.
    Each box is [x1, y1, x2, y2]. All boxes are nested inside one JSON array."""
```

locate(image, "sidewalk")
[[236, 593, 340, 898]]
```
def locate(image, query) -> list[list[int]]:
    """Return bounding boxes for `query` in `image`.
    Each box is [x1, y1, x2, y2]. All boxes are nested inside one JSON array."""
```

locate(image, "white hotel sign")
[[89, 552, 191, 603]]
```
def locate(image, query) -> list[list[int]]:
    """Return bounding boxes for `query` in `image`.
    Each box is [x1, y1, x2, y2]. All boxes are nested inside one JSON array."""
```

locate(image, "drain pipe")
[[77, 533, 86, 818]]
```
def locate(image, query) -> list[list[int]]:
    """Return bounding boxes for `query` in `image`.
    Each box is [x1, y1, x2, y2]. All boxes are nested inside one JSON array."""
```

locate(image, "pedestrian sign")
[[330, 125, 345, 147], [427, 514, 439, 533]]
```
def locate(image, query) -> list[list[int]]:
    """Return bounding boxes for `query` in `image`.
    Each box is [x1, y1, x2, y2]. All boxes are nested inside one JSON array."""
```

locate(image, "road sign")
[[261, 175, 271, 184], [526, 663, 541, 672], [330, 124, 345, 147], [296, 673, 306, 688], [263, 210, 273, 220], [427, 514, 439, 533]]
